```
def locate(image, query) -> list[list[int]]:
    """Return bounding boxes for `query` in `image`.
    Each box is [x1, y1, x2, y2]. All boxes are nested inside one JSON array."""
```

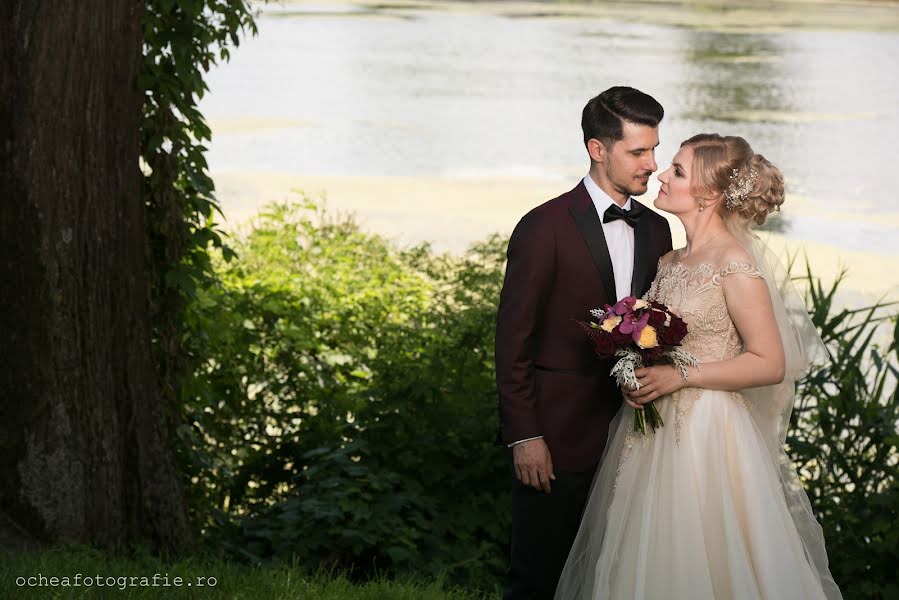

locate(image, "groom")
[[495, 86, 672, 599]]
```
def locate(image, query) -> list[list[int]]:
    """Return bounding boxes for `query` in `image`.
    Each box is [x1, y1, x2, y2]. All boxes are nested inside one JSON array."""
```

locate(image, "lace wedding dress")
[[554, 258, 841, 600]]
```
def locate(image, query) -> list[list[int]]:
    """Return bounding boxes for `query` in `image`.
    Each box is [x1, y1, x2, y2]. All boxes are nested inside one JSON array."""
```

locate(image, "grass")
[[0, 546, 486, 600]]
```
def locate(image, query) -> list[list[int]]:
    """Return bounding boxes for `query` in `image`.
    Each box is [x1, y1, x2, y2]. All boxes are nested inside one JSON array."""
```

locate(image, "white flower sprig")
[[610, 347, 700, 434]]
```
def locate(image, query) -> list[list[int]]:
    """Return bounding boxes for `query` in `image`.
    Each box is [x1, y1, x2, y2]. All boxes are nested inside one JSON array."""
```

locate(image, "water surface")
[[200, 1, 899, 255]]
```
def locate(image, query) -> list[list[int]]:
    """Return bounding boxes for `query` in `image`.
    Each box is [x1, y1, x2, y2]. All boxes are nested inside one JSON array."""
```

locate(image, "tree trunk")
[[0, 1, 189, 551]]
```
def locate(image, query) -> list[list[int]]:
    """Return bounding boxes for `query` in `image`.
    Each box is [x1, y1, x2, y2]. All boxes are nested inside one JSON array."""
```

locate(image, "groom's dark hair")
[[582, 86, 664, 148]]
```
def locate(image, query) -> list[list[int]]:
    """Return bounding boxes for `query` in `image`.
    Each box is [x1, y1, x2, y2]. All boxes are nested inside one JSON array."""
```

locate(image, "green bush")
[[178, 200, 898, 598], [789, 269, 899, 600], [179, 200, 508, 590]]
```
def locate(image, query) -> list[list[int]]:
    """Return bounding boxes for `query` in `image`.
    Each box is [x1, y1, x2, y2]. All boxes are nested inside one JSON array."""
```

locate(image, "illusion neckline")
[[659, 259, 759, 277], [660, 260, 718, 273]]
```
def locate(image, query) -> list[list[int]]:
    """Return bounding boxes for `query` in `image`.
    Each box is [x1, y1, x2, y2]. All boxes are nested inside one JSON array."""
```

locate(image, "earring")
[[698, 204, 705, 212]]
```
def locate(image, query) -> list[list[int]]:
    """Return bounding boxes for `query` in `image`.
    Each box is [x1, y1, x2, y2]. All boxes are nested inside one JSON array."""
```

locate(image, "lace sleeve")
[[712, 261, 764, 285]]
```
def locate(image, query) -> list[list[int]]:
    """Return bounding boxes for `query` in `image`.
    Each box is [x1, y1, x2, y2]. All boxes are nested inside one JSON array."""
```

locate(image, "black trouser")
[[502, 463, 598, 600]]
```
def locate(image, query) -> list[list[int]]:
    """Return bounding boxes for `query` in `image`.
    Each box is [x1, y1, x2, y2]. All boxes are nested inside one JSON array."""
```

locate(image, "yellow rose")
[[601, 315, 622, 332], [636, 325, 658, 349], [633, 299, 649, 310]]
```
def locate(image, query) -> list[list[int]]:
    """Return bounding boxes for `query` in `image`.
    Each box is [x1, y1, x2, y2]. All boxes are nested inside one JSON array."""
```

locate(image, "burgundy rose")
[[659, 316, 688, 345], [592, 333, 617, 358], [610, 326, 632, 345], [646, 308, 666, 327]]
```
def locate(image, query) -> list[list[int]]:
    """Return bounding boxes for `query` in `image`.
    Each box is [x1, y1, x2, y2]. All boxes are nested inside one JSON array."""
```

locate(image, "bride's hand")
[[625, 365, 684, 405], [621, 382, 643, 409]]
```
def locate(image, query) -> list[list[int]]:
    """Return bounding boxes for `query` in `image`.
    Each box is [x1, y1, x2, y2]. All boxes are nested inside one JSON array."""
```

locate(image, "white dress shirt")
[[582, 174, 634, 302], [508, 177, 636, 448]]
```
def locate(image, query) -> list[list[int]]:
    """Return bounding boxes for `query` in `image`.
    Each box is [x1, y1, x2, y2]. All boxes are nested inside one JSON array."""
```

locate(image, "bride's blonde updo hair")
[[681, 133, 784, 227]]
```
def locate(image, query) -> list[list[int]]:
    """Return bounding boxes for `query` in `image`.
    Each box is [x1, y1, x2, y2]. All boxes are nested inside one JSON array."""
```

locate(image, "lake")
[[200, 0, 899, 296]]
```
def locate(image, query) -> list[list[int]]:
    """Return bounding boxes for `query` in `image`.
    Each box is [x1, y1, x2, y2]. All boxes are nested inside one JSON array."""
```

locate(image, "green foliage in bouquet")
[[789, 267, 899, 600], [178, 200, 509, 589]]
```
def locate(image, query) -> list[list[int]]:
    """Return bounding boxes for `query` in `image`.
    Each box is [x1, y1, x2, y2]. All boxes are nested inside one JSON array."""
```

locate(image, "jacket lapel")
[[631, 205, 652, 296], [569, 200, 617, 303]]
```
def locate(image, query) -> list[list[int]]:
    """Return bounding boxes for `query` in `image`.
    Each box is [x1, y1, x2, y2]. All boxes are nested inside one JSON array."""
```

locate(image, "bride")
[[554, 134, 842, 599]]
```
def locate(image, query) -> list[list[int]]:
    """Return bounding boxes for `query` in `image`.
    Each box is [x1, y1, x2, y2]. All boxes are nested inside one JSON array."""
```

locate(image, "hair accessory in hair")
[[724, 167, 758, 210]]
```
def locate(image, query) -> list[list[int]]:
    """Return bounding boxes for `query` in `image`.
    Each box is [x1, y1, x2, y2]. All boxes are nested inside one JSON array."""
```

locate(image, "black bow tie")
[[602, 202, 645, 228]]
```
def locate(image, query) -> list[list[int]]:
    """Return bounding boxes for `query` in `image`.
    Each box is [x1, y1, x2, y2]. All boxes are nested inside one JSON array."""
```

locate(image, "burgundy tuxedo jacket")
[[495, 181, 673, 471]]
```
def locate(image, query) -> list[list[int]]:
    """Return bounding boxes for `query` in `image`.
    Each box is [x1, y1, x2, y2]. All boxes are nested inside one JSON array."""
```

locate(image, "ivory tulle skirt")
[[555, 388, 841, 600]]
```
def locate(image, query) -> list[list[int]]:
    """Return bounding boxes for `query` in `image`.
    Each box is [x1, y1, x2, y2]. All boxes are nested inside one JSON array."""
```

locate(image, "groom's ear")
[[587, 138, 608, 164]]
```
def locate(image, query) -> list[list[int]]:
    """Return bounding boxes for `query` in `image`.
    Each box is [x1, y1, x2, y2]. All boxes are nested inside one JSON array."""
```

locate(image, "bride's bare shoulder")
[[715, 242, 753, 267], [658, 249, 682, 268], [704, 232, 753, 266]]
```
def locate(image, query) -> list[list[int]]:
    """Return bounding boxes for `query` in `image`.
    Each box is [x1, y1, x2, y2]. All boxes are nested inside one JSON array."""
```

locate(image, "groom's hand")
[[513, 439, 555, 493]]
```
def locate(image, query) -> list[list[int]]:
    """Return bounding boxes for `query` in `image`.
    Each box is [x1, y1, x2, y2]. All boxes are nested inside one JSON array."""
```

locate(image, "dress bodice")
[[641, 259, 765, 445], [645, 260, 764, 363]]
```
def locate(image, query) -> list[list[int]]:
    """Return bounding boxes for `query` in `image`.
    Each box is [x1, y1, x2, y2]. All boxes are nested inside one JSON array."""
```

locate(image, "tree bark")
[[0, 1, 189, 551]]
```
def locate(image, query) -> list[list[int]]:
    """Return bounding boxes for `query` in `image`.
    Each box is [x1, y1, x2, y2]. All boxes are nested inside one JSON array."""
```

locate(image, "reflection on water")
[[200, 1, 899, 254], [681, 31, 792, 118]]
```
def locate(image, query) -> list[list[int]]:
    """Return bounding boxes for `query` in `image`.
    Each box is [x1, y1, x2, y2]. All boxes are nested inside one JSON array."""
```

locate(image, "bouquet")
[[577, 296, 699, 434]]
